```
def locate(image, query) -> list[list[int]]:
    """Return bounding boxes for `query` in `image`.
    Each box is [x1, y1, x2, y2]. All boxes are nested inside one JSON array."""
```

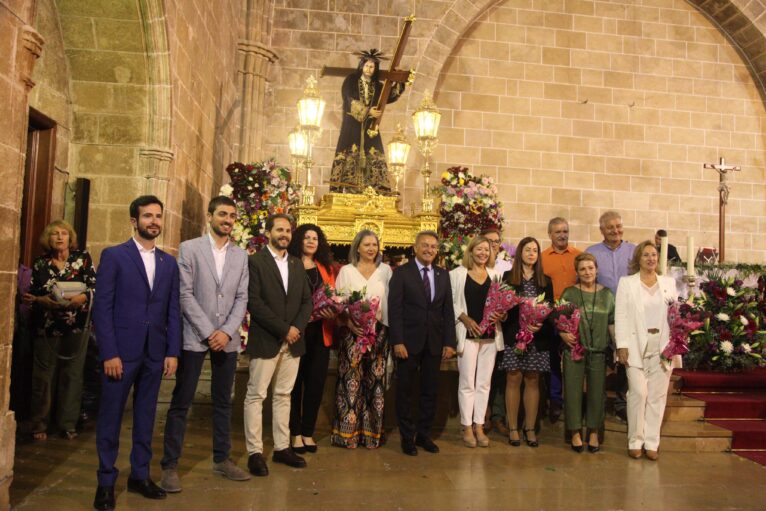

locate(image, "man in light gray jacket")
[[160, 196, 250, 492]]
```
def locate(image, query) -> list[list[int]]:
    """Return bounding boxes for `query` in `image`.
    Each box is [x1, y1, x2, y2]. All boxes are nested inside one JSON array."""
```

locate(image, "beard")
[[270, 235, 290, 250], [211, 223, 232, 238], [137, 224, 161, 240]]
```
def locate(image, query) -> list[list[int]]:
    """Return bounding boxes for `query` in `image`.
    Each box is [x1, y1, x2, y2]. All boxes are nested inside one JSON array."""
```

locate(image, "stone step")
[[664, 394, 706, 422], [605, 416, 732, 452]]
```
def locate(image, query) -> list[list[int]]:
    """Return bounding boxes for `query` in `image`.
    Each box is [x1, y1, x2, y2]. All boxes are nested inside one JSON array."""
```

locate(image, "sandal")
[[62, 430, 78, 440]]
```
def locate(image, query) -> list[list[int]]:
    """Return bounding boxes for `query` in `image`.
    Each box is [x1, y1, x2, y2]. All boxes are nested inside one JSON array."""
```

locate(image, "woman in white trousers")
[[450, 235, 505, 448], [615, 240, 680, 461]]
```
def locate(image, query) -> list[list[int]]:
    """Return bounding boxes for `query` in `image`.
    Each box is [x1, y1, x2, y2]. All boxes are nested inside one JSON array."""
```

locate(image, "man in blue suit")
[[93, 195, 181, 511]]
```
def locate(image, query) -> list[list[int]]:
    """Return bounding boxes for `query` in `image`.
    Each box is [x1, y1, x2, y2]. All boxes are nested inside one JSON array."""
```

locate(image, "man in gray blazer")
[[160, 196, 250, 493], [244, 213, 312, 476]]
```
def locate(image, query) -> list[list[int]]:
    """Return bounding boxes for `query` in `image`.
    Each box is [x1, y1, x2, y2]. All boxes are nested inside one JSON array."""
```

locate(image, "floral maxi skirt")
[[330, 325, 389, 448]]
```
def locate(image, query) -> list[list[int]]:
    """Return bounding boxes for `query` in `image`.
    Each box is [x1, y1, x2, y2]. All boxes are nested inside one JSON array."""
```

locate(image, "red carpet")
[[681, 393, 766, 419], [679, 368, 766, 466], [708, 420, 766, 449], [736, 451, 766, 465], [676, 368, 766, 391]]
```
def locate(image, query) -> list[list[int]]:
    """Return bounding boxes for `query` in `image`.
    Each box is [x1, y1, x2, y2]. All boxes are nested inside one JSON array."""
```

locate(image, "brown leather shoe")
[[628, 449, 642, 459], [492, 418, 510, 437], [645, 450, 659, 461]]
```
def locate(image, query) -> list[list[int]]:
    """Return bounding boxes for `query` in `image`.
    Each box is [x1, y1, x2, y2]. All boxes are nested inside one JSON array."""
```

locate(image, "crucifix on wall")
[[703, 156, 741, 263]]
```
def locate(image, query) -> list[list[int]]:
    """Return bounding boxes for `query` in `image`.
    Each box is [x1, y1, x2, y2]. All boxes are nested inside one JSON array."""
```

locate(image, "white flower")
[[726, 287, 736, 297], [716, 313, 730, 322], [720, 340, 734, 355], [742, 343, 752, 354], [220, 184, 234, 196], [740, 315, 749, 326]]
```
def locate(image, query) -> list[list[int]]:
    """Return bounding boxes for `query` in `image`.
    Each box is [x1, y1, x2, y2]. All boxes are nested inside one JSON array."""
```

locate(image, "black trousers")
[[161, 349, 237, 468], [395, 347, 441, 441], [290, 321, 330, 437]]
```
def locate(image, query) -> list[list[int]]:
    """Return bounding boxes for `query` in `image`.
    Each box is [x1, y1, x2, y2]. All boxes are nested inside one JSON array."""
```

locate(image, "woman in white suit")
[[450, 235, 505, 448], [615, 240, 680, 461]]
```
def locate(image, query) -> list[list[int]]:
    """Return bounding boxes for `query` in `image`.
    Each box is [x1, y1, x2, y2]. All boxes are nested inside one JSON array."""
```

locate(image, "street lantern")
[[411, 90, 440, 213], [386, 124, 411, 194]]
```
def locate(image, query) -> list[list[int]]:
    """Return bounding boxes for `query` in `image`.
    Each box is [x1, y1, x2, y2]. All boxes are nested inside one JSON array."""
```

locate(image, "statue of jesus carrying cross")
[[323, 16, 415, 195]]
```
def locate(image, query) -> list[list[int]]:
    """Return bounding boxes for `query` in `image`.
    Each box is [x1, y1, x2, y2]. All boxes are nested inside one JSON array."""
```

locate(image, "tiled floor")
[[10, 404, 766, 510]]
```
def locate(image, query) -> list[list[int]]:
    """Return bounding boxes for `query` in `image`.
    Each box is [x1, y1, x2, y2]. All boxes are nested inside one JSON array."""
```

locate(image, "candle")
[[686, 236, 695, 276], [659, 236, 668, 275]]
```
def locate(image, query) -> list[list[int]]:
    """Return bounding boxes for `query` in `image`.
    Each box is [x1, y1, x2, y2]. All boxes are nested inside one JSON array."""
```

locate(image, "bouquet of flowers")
[[663, 299, 704, 363], [553, 301, 584, 361], [310, 284, 347, 322], [345, 289, 380, 354], [515, 294, 553, 355], [477, 280, 521, 335]]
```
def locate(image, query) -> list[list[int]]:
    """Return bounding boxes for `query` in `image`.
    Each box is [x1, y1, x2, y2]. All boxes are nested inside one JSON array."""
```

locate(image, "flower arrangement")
[[344, 288, 380, 354], [477, 279, 521, 335], [310, 284, 346, 322], [515, 294, 553, 355], [221, 160, 301, 253], [684, 271, 766, 372], [553, 301, 583, 361], [664, 299, 704, 363], [437, 166, 504, 269]]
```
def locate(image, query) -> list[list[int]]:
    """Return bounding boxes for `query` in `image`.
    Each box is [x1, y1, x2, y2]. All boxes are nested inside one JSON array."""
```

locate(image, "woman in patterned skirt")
[[330, 230, 392, 448], [499, 237, 554, 448]]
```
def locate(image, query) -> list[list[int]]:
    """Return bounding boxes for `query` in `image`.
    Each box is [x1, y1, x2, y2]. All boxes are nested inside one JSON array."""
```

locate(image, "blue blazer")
[[93, 239, 181, 363]]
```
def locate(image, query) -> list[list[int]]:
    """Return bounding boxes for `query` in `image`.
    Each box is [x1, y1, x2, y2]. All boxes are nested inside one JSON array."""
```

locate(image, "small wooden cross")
[[703, 157, 741, 263]]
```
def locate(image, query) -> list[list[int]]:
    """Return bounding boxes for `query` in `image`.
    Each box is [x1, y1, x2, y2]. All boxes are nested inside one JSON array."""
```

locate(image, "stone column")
[[237, 0, 278, 163], [0, 0, 44, 505]]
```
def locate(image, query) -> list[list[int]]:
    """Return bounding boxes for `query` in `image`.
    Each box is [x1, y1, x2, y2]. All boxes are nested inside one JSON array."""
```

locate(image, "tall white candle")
[[687, 236, 695, 276], [659, 236, 668, 275]]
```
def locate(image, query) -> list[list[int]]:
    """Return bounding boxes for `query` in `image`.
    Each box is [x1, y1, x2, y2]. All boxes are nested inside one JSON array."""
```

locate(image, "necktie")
[[422, 266, 431, 302]]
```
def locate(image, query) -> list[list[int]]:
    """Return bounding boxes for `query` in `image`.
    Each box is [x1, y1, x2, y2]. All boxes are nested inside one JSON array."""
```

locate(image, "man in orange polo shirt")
[[541, 217, 581, 423]]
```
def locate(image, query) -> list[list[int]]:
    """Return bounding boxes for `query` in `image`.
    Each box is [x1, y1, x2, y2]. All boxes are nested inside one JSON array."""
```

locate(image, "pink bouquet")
[[514, 295, 553, 355], [663, 299, 704, 362], [345, 290, 380, 354], [553, 301, 584, 361], [310, 283, 346, 322], [477, 280, 522, 335]]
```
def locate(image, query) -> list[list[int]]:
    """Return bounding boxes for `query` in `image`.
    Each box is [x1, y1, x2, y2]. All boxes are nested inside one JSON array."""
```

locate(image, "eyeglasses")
[[487, 239, 501, 245]]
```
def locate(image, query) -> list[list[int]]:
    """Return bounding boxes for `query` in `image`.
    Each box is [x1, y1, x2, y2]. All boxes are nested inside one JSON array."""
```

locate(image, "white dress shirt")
[[209, 233, 229, 282], [267, 244, 289, 291], [133, 236, 156, 290]]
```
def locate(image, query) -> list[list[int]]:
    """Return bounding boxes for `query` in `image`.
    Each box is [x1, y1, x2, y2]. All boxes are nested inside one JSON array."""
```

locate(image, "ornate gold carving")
[[295, 187, 439, 248]]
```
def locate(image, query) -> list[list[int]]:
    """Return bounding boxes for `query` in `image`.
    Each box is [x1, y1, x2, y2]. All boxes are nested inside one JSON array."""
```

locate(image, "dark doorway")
[[19, 108, 57, 268]]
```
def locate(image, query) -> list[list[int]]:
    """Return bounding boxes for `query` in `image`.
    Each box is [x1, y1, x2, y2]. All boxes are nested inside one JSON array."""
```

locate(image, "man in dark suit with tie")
[[93, 195, 181, 511], [243, 213, 312, 476], [388, 230, 456, 456]]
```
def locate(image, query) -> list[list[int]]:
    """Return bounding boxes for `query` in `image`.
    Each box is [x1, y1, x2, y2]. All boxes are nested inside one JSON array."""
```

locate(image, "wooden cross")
[[703, 156, 741, 263], [320, 15, 415, 138]]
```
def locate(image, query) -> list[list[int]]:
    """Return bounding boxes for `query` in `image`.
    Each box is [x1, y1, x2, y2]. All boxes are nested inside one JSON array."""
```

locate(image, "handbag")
[[51, 281, 87, 304]]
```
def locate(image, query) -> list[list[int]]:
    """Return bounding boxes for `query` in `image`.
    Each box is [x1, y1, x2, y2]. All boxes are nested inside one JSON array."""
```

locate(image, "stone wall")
[[0, 1, 42, 506], [265, 0, 766, 262]]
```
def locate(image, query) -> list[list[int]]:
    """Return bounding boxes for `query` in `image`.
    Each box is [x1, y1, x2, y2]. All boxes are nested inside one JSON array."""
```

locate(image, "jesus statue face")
[[362, 60, 376, 79]]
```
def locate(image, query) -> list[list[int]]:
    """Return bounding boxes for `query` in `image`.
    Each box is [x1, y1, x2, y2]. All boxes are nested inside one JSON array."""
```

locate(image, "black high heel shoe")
[[569, 435, 583, 453], [508, 429, 521, 447], [523, 429, 539, 448], [586, 429, 601, 453]]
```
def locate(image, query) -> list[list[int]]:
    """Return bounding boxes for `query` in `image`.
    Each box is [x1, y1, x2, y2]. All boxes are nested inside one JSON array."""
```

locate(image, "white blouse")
[[335, 263, 393, 326]]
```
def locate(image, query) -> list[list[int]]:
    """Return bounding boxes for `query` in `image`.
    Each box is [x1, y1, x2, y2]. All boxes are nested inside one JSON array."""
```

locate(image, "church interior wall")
[[265, 0, 766, 263]]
